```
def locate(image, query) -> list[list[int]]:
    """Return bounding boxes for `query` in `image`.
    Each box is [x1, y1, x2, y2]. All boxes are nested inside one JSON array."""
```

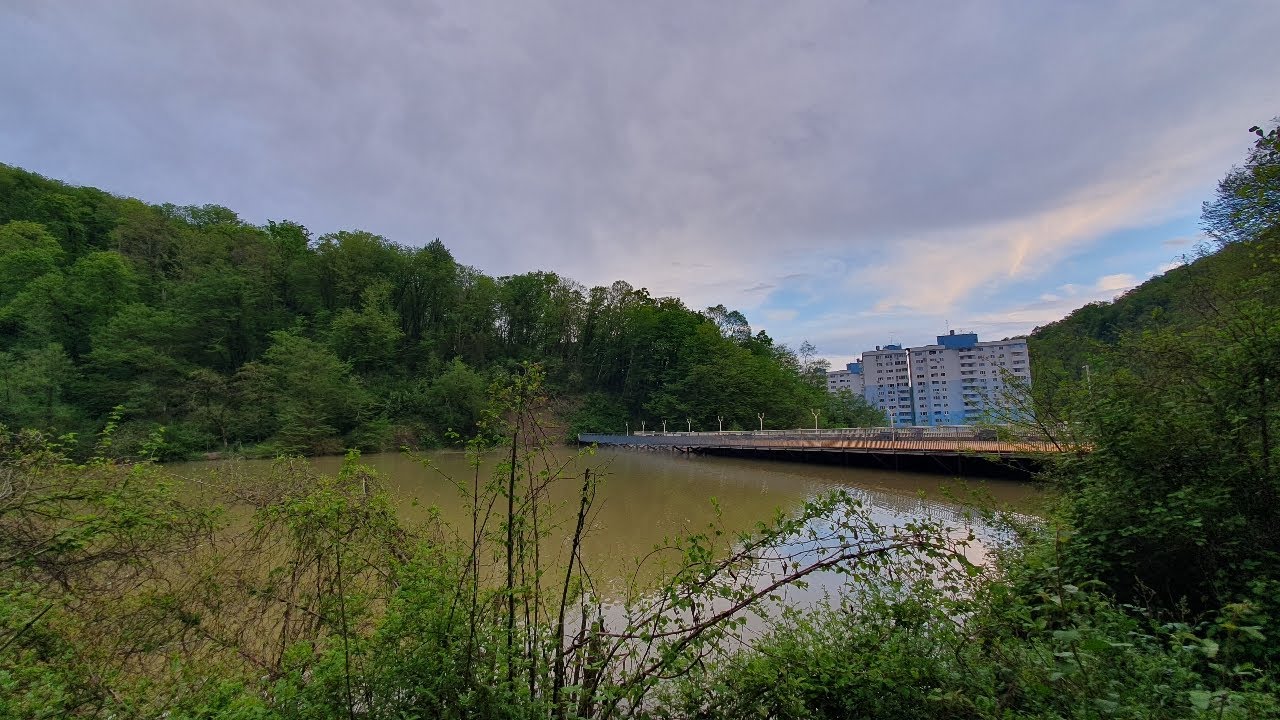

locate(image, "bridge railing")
[[580, 425, 1046, 444]]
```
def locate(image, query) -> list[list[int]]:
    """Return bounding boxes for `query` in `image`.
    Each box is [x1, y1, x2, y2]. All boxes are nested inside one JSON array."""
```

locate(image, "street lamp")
[[758, 412, 765, 431], [686, 418, 692, 432], [625, 422, 629, 436], [641, 421, 645, 433], [810, 408, 821, 430], [717, 415, 723, 432], [662, 420, 667, 433]]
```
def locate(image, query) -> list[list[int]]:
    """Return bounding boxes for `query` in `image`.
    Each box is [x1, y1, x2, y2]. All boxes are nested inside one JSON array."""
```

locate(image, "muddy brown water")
[[169, 448, 1044, 600]]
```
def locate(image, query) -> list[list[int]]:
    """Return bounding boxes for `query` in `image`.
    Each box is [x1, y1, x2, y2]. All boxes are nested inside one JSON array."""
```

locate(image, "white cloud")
[[965, 271, 1143, 337], [1094, 273, 1137, 292], [856, 117, 1242, 314]]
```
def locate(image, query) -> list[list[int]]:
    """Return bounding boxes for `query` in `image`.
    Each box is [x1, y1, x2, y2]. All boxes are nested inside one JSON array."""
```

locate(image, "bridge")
[[578, 427, 1067, 476]]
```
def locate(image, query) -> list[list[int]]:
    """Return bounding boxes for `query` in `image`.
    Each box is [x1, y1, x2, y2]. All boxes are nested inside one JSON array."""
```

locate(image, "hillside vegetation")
[[0, 164, 878, 458]]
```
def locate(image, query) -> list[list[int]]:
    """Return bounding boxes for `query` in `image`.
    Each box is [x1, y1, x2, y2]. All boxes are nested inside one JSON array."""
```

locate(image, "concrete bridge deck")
[[578, 427, 1063, 458]]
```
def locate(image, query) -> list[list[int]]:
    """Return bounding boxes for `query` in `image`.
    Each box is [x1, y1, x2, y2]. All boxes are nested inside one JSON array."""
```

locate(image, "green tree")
[[825, 389, 888, 427], [0, 251, 137, 357], [0, 343, 78, 430], [393, 238, 459, 349], [265, 219, 322, 315], [238, 330, 370, 453], [62, 251, 139, 357], [314, 230, 405, 310], [327, 283, 404, 373], [703, 303, 752, 343], [422, 358, 488, 437], [184, 367, 236, 449], [110, 199, 181, 291], [170, 264, 273, 373], [1203, 121, 1280, 246], [82, 304, 188, 420], [0, 221, 64, 307]]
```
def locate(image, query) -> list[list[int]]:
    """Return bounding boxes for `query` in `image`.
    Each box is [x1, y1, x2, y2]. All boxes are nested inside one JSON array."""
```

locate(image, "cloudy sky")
[[3, 1, 1279, 366]]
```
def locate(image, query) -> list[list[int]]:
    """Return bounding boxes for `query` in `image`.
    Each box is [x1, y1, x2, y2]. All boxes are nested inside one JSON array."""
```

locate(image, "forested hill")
[[1030, 124, 1280, 387], [1029, 247, 1205, 376], [0, 163, 878, 459], [1029, 227, 1278, 380]]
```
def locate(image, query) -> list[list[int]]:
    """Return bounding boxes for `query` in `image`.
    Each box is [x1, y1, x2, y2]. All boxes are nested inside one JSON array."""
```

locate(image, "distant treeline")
[[0, 163, 880, 458]]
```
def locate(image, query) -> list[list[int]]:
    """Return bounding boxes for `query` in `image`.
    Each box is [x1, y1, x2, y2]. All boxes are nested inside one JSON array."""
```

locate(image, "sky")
[[3, 1, 1280, 367]]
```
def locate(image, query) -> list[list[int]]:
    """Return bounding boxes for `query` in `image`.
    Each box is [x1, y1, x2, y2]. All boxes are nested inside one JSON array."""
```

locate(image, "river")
[[170, 447, 1044, 601]]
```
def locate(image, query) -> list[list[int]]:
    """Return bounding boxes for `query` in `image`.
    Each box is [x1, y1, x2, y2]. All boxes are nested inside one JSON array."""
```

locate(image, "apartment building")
[[956, 334, 1031, 424], [861, 345, 914, 427], [825, 360, 864, 395], [910, 331, 1031, 426], [830, 332, 1031, 427]]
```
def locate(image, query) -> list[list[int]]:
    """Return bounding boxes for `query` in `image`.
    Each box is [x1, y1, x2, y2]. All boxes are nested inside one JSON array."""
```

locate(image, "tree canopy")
[[0, 163, 878, 458]]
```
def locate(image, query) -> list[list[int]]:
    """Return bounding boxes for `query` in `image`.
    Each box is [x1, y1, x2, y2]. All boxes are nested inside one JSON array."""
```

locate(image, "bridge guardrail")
[[580, 426, 1049, 445]]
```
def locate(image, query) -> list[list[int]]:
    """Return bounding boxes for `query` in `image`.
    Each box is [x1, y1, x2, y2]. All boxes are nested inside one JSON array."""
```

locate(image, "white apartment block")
[[833, 332, 1032, 427], [861, 345, 914, 427], [955, 335, 1031, 424], [909, 331, 1031, 426], [825, 360, 865, 396]]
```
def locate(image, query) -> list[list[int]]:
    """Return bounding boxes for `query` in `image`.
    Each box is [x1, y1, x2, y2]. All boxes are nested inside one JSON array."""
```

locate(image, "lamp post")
[[811, 408, 821, 430], [717, 415, 723, 432], [641, 421, 645, 433], [686, 418, 692, 432], [625, 422, 629, 436], [661, 420, 667, 433], [758, 412, 765, 431]]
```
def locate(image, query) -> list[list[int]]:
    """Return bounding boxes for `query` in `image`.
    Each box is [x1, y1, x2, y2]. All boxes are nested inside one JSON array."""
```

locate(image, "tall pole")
[[758, 412, 765, 431], [686, 418, 692, 432], [811, 408, 820, 430], [641, 421, 645, 433], [717, 415, 723, 432], [661, 420, 667, 433], [625, 422, 629, 436]]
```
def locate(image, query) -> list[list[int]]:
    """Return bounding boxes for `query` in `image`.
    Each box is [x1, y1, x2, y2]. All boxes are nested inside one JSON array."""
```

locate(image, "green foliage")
[[420, 358, 488, 438], [1203, 121, 1280, 246], [326, 284, 404, 373], [3, 378, 968, 718], [1030, 147, 1280, 645], [824, 387, 888, 427], [669, 534, 1280, 720], [0, 163, 838, 459], [1021, 122, 1280, 710], [238, 331, 370, 453], [566, 392, 630, 436], [0, 423, 219, 717], [1040, 289, 1280, 674], [0, 221, 64, 306]]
